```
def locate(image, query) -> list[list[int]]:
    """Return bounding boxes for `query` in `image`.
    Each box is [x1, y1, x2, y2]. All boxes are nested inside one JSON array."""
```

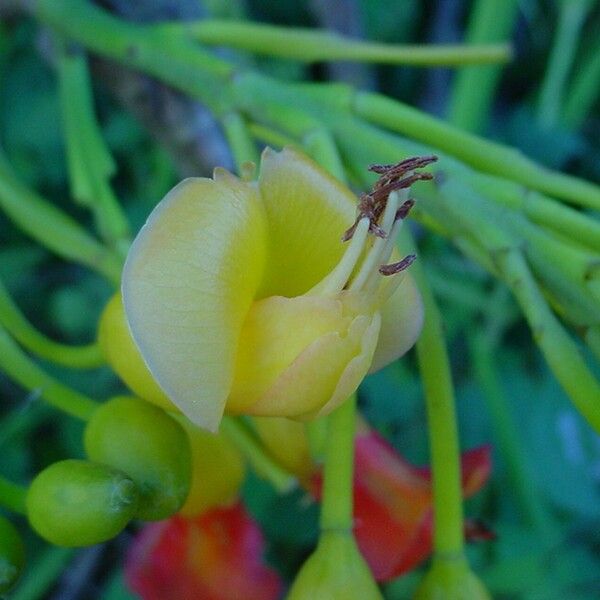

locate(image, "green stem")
[[537, 0, 593, 128], [184, 20, 511, 66], [248, 122, 298, 149], [0, 326, 98, 421], [447, 0, 519, 132], [433, 188, 600, 432], [57, 42, 131, 255], [0, 475, 27, 514], [0, 152, 122, 286], [303, 129, 346, 181], [496, 248, 600, 433], [562, 39, 600, 128], [469, 332, 553, 539], [353, 91, 600, 210], [411, 253, 465, 557], [585, 325, 600, 363], [220, 417, 296, 493], [10, 547, 75, 600], [0, 277, 104, 369], [0, 403, 50, 449], [320, 395, 356, 532], [36, 0, 600, 213], [221, 112, 259, 172]]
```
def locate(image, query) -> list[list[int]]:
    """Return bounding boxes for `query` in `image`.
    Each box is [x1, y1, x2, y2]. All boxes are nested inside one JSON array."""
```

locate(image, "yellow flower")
[[122, 148, 426, 431]]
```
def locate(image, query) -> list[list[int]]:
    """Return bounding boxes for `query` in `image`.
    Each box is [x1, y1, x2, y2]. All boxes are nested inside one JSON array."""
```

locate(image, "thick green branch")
[[0, 277, 104, 369], [185, 20, 512, 66], [0, 326, 98, 421]]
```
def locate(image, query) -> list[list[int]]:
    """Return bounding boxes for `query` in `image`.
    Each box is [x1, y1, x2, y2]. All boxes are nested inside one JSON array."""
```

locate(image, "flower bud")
[[26, 459, 138, 547], [414, 559, 491, 600], [0, 516, 25, 594], [178, 419, 245, 516], [98, 293, 175, 411], [84, 396, 191, 521], [288, 532, 383, 600]]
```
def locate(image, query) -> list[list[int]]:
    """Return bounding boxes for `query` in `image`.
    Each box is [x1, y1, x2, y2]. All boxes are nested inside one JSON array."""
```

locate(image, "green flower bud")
[[84, 396, 191, 521], [0, 515, 25, 594], [26, 459, 138, 547], [414, 559, 491, 600], [288, 532, 383, 600]]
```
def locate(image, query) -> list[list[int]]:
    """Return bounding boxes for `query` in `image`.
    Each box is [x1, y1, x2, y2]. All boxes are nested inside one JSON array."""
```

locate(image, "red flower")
[[125, 502, 283, 600], [311, 430, 491, 582]]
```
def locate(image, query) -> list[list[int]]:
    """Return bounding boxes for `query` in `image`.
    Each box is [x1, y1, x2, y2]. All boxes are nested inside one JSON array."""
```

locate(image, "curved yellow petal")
[[227, 294, 380, 419], [227, 295, 352, 413], [97, 293, 176, 411], [369, 273, 423, 373], [312, 312, 381, 418], [122, 174, 267, 431], [257, 147, 357, 298]]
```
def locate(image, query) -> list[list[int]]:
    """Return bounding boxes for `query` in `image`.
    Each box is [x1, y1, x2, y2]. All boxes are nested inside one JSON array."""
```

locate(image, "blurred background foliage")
[[1, 0, 599, 598]]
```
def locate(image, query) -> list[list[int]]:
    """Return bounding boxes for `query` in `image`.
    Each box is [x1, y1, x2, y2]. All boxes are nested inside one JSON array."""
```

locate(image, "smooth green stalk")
[[0, 475, 26, 515], [9, 547, 75, 600], [562, 39, 600, 128], [447, 0, 519, 132], [0, 152, 122, 285], [0, 403, 50, 448], [58, 43, 131, 256], [434, 190, 600, 432], [303, 129, 346, 181], [37, 0, 600, 213], [0, 327, 98, 421], [498, 249, 600, 433], [320, 395, 356, 532], [437, 177, 600, 323], [469, 332, 553, 540], [185, 19, 511, 65], [221, 112, 259, 172], [0, 278, 104, 369], [585, 325, 600, 362], [37, 0, 234, 115], [220, 417, 296, 493], [467, 172, 600, 254], [537, 0, 593, 128], [248, 122, 298, 149], [353, 91, 600, 210], [401, 231, 465, 558]]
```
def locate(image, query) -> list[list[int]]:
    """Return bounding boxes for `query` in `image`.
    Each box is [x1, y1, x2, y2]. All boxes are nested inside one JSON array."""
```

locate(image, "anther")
[[395, 199, 415, 221], [379, 254, 417, 276]]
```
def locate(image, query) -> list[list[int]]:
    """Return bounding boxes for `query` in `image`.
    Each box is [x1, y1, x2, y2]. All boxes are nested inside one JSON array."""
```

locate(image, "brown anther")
[[343, 156, 437, 242], [379, 254, 416, 276], [395, 199, 415, 221]]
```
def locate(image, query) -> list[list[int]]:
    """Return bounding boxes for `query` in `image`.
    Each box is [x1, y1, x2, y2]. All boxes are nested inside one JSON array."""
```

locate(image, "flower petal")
[[257, 147, 356, 298], [228, 295, 380, 418], [125, 503, 282, 600], [369, 273, 423, 373], [122, 174, 267, 431]]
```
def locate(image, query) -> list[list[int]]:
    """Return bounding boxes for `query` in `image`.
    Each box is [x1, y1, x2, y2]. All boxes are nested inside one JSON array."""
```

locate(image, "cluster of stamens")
[[344, 156, 437, 278], [311, 155, 437, 297]]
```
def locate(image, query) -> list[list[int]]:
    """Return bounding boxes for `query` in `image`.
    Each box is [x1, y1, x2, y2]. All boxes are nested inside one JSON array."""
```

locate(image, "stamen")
[[349, 191, 402, 291], [343, 156, 436, 242], [364, 194, 411, 290], [379, 254, 416, 276], [308, 217, 370, 296]]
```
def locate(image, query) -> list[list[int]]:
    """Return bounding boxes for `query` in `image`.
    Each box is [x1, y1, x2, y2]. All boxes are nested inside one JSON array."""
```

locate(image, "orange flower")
[[125, 502, 282, 600]]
